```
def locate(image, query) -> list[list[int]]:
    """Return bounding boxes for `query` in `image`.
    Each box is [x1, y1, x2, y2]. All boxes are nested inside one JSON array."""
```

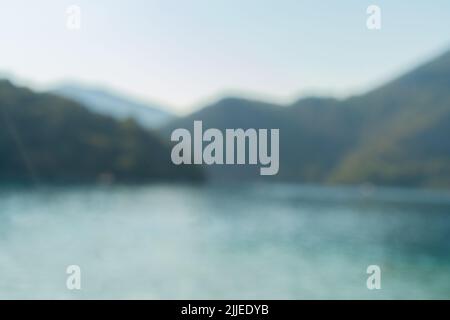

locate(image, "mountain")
[[161, 96, 362, 182], [51, 83, 174, 129], [162, 50, 450, 188], [0, 80, 203, 184], [329, 50, 450, 187]]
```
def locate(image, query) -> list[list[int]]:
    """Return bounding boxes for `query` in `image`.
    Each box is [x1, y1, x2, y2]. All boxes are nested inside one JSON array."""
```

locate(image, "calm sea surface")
[[0, 183, 449, 299]]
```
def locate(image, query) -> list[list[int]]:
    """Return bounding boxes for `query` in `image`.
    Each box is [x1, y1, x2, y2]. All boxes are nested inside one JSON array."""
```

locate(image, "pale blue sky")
[[1, 0, 450, 113]]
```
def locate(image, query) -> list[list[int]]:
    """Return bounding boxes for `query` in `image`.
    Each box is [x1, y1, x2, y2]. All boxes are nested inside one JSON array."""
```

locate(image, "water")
[[0, 183, 449, 299]]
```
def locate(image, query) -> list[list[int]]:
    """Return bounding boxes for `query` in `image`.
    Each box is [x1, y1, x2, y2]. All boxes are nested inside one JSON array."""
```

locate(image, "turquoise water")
[[0, 183, 449, 299]]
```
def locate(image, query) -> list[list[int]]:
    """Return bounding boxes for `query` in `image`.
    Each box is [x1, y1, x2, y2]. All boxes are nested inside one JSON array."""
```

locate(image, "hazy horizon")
[[3, 45, 450, 116]]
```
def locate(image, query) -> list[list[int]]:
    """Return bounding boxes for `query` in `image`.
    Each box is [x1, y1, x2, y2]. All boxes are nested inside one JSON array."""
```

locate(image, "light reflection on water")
[[0, 183, 449, 299]]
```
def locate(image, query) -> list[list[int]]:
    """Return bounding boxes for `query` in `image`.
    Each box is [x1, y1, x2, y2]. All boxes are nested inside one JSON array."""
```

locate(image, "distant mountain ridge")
[[0, 80, 202, 184], [2, 49, 450, 188], [52, 83, 174, 129], [162, 50, 450, 188]]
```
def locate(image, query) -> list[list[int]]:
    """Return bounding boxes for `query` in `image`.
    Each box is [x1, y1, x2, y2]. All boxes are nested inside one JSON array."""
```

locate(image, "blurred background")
[[0, 0, 449, 299]]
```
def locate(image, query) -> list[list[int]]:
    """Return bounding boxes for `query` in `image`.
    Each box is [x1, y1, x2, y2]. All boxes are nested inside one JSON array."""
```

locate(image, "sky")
[[1, 0, 450, 114]]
